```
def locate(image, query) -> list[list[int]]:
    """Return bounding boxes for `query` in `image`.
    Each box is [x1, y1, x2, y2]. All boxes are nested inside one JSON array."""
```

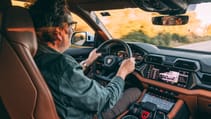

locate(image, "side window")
[[72, 13, 94, 34], [71, 13, 95, 48]]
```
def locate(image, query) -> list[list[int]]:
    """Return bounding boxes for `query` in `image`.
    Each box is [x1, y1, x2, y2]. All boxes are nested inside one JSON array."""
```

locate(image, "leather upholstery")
[[4, 6, 37, 56], [0, 6, 59, 119], [0, 0, 11, 11]]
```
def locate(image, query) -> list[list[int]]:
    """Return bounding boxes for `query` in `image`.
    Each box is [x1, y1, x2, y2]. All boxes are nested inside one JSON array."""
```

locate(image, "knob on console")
[[123, 102, 158, 119]]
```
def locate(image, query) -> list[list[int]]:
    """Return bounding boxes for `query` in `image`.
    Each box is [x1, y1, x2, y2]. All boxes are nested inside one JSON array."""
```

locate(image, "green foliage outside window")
[[121, 30, 211, 47]]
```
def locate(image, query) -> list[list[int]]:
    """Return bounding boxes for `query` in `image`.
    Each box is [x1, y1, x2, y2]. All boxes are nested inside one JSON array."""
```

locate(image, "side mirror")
[[152, 15, 189, 25], [71, 31, 94, 46]]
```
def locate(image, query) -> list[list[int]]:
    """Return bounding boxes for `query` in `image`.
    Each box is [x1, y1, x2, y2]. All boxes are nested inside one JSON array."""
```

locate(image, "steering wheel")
[[95, 39, 132, 81]]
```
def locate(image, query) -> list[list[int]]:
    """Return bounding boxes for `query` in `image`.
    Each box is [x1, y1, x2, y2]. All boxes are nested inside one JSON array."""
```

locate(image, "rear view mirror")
[[152, 15, 189, 25], [71, 31, 94, 46]]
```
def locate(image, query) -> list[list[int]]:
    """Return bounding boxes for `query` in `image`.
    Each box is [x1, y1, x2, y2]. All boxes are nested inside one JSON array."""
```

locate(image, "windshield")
[[95, 3, 211, 52]]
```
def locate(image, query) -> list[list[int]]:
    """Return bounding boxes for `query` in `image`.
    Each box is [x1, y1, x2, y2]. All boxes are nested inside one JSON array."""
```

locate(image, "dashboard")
[[96, 41, 211, 118], [128, 42, 211, 91], [95, 42, 211, 90], [124, 42, 211, 119], [94, 42, 211, 91], [67, 41, 211, 118]]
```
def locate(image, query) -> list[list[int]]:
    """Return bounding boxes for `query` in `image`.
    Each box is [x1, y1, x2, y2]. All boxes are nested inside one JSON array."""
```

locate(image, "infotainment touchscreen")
[[146, 64, 189, 87], [159, 71, 180, 83]]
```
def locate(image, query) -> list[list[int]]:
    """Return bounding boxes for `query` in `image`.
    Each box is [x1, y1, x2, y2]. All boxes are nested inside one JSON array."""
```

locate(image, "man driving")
[[29, 0, 141, 118]]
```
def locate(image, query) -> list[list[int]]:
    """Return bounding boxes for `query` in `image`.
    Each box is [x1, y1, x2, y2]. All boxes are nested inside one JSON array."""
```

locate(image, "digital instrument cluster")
[[110, 48, 145, 65]]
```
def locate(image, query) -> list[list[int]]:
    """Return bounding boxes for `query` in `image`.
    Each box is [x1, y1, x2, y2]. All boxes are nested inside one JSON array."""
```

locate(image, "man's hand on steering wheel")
[[80, 49, 101, 70], [116, 57, 136, 80]]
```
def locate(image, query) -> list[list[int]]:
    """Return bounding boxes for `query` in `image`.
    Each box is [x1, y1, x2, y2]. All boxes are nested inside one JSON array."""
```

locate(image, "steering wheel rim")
[[95, 39, 133, 81], [97, 39, 133, 57]]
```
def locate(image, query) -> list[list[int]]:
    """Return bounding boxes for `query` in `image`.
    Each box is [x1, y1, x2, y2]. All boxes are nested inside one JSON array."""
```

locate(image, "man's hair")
[[29, 0, 70, 28], [29, 0, 72, 43]]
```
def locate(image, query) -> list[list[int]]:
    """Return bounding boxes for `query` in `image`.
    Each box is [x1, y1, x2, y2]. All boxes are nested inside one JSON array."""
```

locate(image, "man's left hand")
[[82, 49, 101, 68]]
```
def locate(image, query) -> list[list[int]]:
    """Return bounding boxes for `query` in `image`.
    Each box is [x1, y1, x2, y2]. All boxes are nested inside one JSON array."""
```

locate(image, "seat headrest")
[[3, 6, 37, 56], [0, 0, 11, 11]]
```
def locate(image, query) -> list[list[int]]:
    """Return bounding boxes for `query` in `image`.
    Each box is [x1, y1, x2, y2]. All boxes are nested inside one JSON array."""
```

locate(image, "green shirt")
[[34, 44, 125, 119]]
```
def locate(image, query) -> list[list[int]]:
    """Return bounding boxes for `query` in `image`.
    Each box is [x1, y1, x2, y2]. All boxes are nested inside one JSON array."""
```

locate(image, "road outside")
[[176, 40, 211, 52]]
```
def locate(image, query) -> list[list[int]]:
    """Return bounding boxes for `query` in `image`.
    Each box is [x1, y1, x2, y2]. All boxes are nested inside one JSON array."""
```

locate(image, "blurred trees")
[[121, 29, 211, 47], [121, 30, 189, 47], [207, 25, 211, 35]]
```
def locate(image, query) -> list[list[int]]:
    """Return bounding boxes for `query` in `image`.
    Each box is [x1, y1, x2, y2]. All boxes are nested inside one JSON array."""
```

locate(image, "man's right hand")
[[116, 57, 135, 80]]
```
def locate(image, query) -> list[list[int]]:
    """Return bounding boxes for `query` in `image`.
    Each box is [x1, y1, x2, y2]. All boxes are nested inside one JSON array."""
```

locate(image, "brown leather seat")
[[0, 6, 59, 119]]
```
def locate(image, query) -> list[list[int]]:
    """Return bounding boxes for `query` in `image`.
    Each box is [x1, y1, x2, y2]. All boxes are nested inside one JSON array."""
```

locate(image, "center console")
[[141, 92, 175, 114], [119, 55, 196, 119], [145, 64, 191, 88], [138, 54, 201, 90], [120, 88, 189, 119]]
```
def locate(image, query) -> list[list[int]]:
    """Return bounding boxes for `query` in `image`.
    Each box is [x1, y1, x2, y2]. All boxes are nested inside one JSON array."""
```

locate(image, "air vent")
[[201, 74, 211, 85], [145, 55, 163, 64], [174, 59, 199, 71]]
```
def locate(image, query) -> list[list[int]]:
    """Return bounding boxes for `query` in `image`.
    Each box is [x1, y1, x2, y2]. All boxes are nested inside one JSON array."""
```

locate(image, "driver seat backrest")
[[0, 6, 59, 119]]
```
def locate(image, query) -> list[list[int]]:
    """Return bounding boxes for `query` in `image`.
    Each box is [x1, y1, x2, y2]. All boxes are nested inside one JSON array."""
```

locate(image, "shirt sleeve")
[[58, 56, 125, 113]]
